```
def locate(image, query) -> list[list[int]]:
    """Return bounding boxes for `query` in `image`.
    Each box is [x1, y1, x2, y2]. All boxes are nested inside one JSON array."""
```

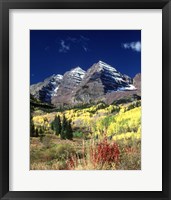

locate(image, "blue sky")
[[30, 30, 141, 84]]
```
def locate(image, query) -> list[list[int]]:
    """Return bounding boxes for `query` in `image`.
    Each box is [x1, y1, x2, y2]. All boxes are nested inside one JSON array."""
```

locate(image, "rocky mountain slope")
[[30, 74, 63, 103], [30, 61, 141, 106], [70, 61, 136, 104], [51, 67, 85, 105]]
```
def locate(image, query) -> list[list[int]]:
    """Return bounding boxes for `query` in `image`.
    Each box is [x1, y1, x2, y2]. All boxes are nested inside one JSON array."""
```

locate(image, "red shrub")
[[66, 155, 78, 170], [66, 138, 120, 169], [90, 138, 120, 166]]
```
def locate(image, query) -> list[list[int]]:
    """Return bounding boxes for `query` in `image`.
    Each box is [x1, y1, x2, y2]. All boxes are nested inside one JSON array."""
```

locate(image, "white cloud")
[[68, 35, 90, 52], [67, 37, 77, 43], [58, 36, 90, 53], [122, 41, 141, 52], [59, 40, 70, 53], [83, 46, 88, 52], [80, 35, 89, 41]]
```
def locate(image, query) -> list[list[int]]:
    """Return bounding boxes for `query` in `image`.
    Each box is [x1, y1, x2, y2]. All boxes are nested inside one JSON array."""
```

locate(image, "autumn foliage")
[[30, 100, 141, 170]]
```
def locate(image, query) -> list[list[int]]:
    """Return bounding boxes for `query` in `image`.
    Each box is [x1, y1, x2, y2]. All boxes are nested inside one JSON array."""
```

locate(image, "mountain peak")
[[31, 61, 140, 105], [71, 66, 84, 72], [69, 66, 85, 79], [54, 74, 63, 80], [98, 60, 105, 64], [97, 60, 117, 72]]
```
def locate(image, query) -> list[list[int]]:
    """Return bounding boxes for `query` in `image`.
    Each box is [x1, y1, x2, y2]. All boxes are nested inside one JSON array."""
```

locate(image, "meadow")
[[30, 100, 141, 170]]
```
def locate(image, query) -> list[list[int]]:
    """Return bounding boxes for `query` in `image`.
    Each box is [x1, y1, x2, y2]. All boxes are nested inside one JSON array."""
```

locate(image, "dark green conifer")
[[39, 127, 44, 142], [66, 120, 73, 140], [51, 115, 61, 135], [56, 115, 62, 135], [61, 115, 68, 139], [30, 113, 35, 137], [39, 127, 44, 135], [35, 128, 39, 137]]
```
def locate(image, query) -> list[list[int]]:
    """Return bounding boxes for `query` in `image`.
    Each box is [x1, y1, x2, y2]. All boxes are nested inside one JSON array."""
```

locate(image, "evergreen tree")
[[61, 115, 68, 139], [35, 128, 39, 137], [51, 115, 61, 135], [39, 127, 44, 142], [30, 113, 35, 137], [51, 122, 54, 131], [60, 116, 73, 140], [56, 115, 61, 135], [66, 120, 73, 140], [39, 127, 44, 135]]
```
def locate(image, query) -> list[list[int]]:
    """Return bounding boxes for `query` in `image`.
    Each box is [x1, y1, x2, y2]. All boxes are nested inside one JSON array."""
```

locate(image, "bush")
[[118, 139, 141, 170], [90, 139, 120, 166], [66, 139, 120, 170], [73, 131, 83, 138], [41, 134, 53, 148], [50, 144, 76, 161]]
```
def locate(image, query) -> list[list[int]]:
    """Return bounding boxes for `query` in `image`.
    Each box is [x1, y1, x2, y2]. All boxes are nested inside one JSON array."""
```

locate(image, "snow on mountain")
[[51, 67, 86, 105], [30, 74, 63, 103], [82, 60, 135, 93], [99, 60, 135, 91], [30, 61, 138, 105], [70, 61, 136, 105], [98, 60, 117, 72], [69, 67, 86, 82], [54, 74, 63, 80], [117, 85, 136, 91]]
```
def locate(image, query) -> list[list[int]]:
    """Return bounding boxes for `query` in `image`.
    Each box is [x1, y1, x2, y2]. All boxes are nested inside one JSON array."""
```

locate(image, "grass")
[[30, 135, 141, 170]]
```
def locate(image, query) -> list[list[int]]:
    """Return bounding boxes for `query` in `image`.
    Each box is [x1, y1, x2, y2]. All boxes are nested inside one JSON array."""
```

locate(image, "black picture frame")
[[0, 0, 170, 199]]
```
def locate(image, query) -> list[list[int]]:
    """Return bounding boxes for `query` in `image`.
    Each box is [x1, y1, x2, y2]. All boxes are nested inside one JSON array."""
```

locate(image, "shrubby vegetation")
[[30, 100, 141, 170]]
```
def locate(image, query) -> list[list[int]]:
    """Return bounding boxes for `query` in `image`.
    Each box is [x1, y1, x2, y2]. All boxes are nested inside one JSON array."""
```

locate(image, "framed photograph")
[[0, 0, 170, 199]]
